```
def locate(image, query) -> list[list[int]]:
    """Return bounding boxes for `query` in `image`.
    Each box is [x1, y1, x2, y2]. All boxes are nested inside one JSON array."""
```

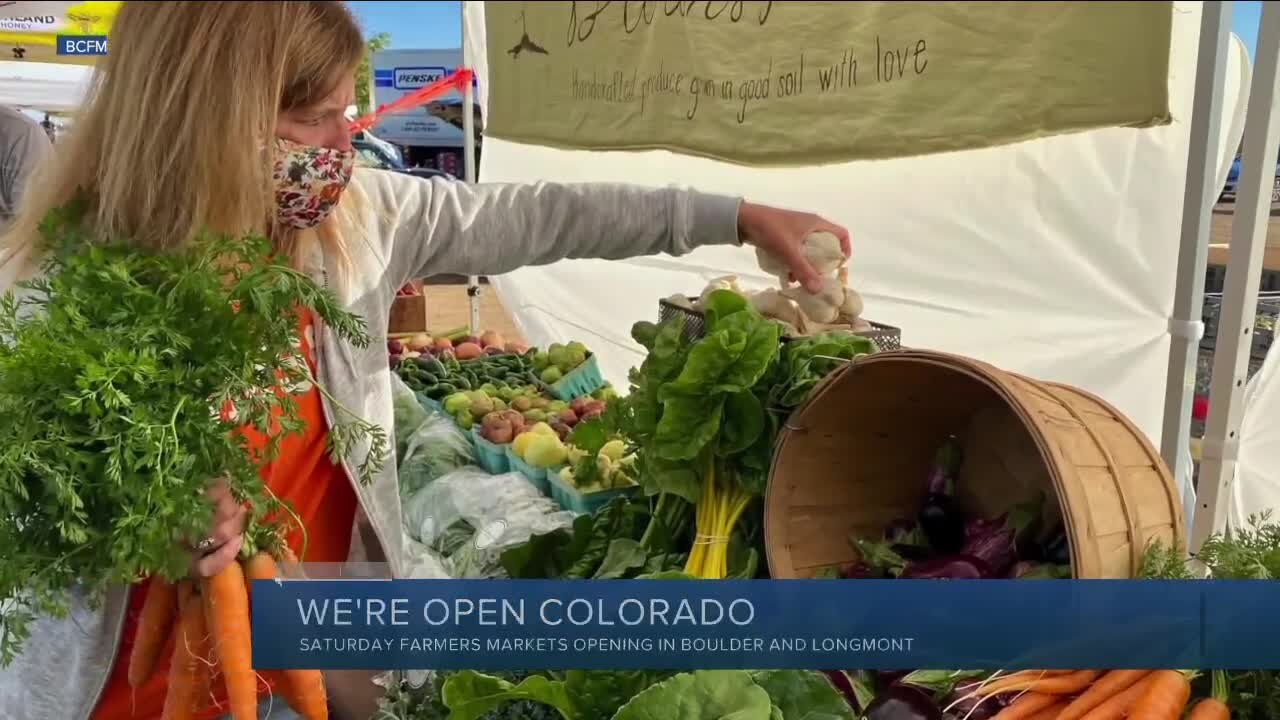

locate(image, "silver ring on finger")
[[195, 536, 220, 553]]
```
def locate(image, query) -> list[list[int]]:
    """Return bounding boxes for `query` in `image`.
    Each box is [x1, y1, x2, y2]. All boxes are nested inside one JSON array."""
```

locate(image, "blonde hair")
[[0, 1, 365, 285]]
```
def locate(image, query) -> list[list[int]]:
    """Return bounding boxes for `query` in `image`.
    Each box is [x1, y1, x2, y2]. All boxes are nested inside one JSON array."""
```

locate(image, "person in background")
[[0, 106, 51, 235], [0, 3, 849, 719], [41, 113, 56, 143]]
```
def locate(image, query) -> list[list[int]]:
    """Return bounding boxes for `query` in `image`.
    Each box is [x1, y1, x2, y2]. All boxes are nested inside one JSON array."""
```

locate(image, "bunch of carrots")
[[952, 668, 1231, 720], [127, 532, 329, 720]]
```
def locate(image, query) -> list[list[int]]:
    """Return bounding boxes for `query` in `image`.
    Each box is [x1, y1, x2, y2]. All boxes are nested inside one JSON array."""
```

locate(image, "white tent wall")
[[0, 60, 91, 112], [1231, 345, 1280, 528], [463, 3, 1238, 455]]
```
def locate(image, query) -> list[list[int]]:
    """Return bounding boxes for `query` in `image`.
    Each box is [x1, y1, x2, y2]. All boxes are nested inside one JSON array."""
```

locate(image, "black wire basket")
[[657, 296, 903, 352]]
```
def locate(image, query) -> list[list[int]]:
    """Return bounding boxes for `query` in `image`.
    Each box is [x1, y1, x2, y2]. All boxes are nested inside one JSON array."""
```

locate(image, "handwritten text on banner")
[[481, 1, 1174, 166]]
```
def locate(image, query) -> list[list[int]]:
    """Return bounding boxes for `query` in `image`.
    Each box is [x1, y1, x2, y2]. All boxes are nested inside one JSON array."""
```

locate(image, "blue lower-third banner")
[[249, 579, 1280, 670]]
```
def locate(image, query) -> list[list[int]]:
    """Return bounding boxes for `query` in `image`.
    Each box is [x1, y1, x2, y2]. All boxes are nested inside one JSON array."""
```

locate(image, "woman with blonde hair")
[[0, 2, 848, 719]]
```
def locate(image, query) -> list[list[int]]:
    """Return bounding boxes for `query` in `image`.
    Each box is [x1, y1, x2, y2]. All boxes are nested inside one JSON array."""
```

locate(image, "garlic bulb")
[[749, 288, 806, 329], [754, 246, 790, 286], [838, 286, 864, 320], [755, 231, 847, 288], [850, 317, 873, 332], [666, 294, 696, 310], [781, 276, 844, 324], [696, 275, 744, 309], [802, 232, 846, 276]]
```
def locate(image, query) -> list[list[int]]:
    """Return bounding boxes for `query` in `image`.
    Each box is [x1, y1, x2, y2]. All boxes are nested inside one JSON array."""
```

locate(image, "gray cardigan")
[[0, 168, 743, 719]]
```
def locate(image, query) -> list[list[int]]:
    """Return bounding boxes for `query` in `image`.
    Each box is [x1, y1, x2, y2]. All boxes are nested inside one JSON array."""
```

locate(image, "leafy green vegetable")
[[624, 292, 783, 579], [500, 497, 683, 580], [563, 670, 677, 719], [593, 538, 650, 579], [0, 202, 386, 663], [611, 670, 774, 720], [442, 671, 576, 720], [749, 670, 856, 720], [767, 333, 876, 411]]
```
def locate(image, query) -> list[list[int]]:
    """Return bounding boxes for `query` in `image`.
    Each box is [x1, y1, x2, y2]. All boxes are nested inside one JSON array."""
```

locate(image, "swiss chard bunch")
[[0, 202, 387, 664], [625, 291, 783, 579]]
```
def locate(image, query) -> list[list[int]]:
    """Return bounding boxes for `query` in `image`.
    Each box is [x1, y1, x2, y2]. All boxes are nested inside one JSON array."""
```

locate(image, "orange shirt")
[[93, 311, 358, 720]]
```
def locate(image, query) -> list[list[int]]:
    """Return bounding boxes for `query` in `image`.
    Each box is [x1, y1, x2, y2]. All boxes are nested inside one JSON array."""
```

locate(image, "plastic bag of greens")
[[401, 536, 453, 580], [398, 410, 476, 497], [400, 468, 575, 578], [390, 372, 431, 461]]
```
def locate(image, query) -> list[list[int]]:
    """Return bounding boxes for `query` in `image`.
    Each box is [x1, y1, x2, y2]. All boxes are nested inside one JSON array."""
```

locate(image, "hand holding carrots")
[[129, 534, 329, 720], [185, 480, 248, 579]]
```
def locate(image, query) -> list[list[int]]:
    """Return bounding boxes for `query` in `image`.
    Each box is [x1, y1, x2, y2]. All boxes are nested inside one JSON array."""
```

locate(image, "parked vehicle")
[[1220, 155, 1280, 203], [353, 136, 454, 181]]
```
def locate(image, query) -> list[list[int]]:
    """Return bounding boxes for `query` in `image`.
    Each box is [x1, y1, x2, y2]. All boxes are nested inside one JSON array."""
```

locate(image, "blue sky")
[[1234, 1, 1262, 59], [350, 1, 1264, 57], [348, 1, 464, 49]]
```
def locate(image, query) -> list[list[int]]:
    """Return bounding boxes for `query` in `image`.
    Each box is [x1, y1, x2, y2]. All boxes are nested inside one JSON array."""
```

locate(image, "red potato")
[[505, 341, 529, 354], [455, 342, 484, 361], [558, 409, 579, 427], [434, 337, 454, 351], [480, 330, 505, 349], [570, 397, 591, 415]]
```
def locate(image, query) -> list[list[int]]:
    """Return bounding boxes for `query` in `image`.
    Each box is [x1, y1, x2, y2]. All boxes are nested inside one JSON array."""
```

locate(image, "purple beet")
[[865, 684, 943, 720], [902, 554, 993, 579]]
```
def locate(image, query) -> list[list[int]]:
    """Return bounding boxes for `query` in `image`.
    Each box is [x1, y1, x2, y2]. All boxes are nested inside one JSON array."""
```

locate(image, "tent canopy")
[[0, 59, 91, 110]]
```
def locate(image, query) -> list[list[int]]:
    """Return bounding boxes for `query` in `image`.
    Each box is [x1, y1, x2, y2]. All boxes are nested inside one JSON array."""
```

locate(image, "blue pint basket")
[[505, 445, 550, 495], [547, 469, 639, 515], [545, 354, 606, 402], [469, 426, 511, 475], [414, 391, 443, 416]]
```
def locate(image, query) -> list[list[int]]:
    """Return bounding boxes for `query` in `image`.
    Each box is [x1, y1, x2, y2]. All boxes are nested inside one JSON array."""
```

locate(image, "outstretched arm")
[[361, 170, 740, 286], [357, 169, 849, 293]]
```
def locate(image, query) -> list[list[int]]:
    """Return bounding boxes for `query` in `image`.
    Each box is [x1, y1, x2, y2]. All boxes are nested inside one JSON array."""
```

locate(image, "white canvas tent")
[[0, 60, 91, 111], [461, 1, 1280, 543]]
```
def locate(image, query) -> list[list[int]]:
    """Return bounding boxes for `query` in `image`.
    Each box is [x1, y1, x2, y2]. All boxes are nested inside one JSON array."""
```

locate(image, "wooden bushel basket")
[[764, 349, 1185, 580]]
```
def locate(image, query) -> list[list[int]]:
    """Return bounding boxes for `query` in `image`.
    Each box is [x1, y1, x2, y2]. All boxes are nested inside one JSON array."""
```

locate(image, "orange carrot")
[[992, 692, 1061, 719], [177, 580, 194, 610], [1078, 674, 1156, 720], [1186, 670, 1231, 720], [1127, 670, 1192, 720], [244, 551, 278, 602], [202, 561, 257, 720], [280, 668, 328, 720], [1027, 700, 1071, 720], [982, 670, 1102, 698], [1187, 698, 1231, 720], [1056, 669, 1152, 720], [160, 593, 210, 720], [128, 580, 178, 688]]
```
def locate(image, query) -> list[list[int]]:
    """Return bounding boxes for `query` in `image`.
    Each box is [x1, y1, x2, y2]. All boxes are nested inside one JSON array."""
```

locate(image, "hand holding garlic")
[[755, 230, 866, 332]]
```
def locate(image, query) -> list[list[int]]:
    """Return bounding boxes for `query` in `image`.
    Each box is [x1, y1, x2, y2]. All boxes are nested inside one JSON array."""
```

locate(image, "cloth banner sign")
[[481, 1, 1174, 166]]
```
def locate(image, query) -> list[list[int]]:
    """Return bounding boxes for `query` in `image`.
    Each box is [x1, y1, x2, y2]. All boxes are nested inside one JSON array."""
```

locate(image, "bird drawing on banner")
[[508, 10, 548, 60]]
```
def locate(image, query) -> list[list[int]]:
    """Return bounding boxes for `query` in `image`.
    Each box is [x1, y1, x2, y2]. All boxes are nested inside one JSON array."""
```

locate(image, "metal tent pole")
[[1192, 1, 1280, 553], [1162, 1, 1231, 522], [462, 1, 482, 334]]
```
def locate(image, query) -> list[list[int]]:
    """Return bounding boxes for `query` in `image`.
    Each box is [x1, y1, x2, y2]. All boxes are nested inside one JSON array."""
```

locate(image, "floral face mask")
[[272, 137, 356, 229]]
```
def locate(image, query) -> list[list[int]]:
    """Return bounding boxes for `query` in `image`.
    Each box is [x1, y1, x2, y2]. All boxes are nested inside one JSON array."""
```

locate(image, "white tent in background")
[[0, 60, 92, 111], [464, 3, 1242, 445], [461, 3, 1263, 534]]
